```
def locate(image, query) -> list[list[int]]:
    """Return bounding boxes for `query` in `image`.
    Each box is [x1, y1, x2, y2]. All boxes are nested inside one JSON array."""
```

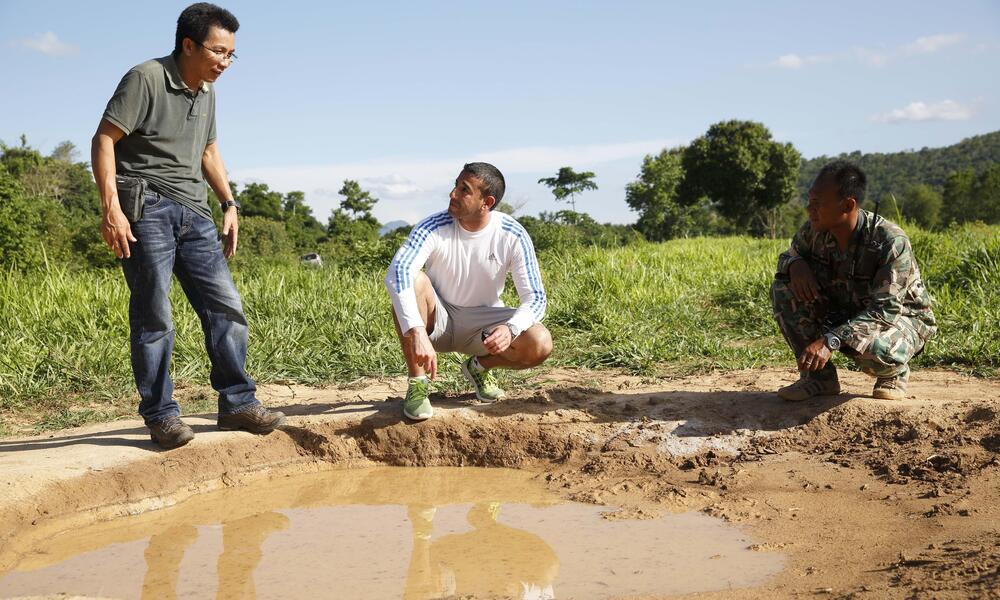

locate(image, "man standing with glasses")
[[91, 3, 284, 449]]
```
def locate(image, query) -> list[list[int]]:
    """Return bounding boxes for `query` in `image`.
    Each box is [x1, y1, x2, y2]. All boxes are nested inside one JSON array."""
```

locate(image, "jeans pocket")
[[144, 192, 163, 208]]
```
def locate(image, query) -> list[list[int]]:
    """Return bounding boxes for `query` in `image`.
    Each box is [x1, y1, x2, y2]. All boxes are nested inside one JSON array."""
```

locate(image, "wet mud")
[[0, 367, 998, 599]]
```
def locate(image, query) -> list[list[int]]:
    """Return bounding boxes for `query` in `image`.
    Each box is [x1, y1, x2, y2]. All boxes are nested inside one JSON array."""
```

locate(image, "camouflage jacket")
[[776, 210, 937, 353]]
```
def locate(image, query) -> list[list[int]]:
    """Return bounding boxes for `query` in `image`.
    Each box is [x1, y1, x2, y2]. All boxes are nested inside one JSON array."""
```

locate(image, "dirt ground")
[[0, 367, 998, 599]]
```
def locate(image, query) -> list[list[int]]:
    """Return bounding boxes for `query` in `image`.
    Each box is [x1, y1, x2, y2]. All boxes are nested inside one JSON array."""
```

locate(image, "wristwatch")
[[506, 322, 521, 339], [823, 332, 841, 351], [220, 199, 241, 214]]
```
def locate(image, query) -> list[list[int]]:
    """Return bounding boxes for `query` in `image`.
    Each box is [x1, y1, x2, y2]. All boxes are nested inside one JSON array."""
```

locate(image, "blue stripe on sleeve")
[[392, 212, 453, 292], [500, 216, 546, 320]]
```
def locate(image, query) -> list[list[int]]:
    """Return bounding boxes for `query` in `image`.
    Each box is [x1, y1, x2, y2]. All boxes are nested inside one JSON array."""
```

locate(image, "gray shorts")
[[429, 292, 516, 357]]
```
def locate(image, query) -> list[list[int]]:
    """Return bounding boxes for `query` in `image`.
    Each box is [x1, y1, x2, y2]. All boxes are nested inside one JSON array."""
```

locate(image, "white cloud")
[[359, 174, 424, 197], [773, 32, 966, 70], [901, 33, 966, 56], [871, 100, 974, 124], [231, 139, 677, 224], [773, 53, 832, 69], [775, 54, 804, 69], [13, 32, 79, 57]]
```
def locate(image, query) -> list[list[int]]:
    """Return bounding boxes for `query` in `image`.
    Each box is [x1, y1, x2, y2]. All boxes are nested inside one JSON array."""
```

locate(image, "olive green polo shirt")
[[103, 55, 217, 219]]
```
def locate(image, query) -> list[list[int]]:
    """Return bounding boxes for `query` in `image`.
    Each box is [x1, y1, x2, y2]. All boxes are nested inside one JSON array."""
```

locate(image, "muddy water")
[[0, 467, 783, 599]]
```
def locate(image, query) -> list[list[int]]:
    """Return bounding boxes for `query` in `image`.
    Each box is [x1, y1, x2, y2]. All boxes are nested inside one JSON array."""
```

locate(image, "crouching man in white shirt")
[[385, 162, 553, 421]]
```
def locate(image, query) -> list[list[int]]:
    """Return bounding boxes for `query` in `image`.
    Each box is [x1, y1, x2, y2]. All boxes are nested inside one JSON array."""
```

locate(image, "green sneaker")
[[403, 377, 433, 421], [461, 356, 505, 403]]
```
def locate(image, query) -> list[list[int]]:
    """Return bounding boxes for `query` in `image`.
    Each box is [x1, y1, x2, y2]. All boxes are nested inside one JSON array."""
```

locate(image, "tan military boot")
[[873, 368, 909, 400], [777, 373, 841, 402]]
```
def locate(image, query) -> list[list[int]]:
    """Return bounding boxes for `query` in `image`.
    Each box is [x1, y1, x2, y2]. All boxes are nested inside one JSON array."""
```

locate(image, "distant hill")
[[798, 130, 1000, 201], [379, 220, 410, 236]]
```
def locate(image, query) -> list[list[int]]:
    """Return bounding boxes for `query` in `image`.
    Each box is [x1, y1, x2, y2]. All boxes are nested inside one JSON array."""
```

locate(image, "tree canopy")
[[538, 167, 598, 212], [678, 120, 801, 235]]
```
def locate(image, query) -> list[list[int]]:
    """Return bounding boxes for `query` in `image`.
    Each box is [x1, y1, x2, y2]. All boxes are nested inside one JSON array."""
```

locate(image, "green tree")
[[898, 184, 943, 230], [0, 135, 43, 178], [235, 216, 294, 262], [0, 168, 68, 269], [0, 138, 89, 267], [972, 164, 1000, 224], [281, 190, 325, 252], [237, 182, 283, 220], [328, 180, 380, 240], [337, 180, 378, 220], [537, 166, 598, 212], [625, 147, 722, 240], [679, 120, 801, 236], [282, 190, 312, 218], [942, 168, 976, 225]]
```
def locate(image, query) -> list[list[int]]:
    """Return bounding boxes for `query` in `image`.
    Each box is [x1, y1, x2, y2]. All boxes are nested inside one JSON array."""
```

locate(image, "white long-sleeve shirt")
[[385, 211, 547, 335]]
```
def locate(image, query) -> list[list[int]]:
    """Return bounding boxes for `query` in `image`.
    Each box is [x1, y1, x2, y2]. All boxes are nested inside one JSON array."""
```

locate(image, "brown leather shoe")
[[148, 416, 195, 449], [217, 404, 286, 434]]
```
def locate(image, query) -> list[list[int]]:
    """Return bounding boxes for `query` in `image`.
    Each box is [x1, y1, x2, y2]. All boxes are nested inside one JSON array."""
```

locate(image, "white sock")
[[408, 375, 428, 383]]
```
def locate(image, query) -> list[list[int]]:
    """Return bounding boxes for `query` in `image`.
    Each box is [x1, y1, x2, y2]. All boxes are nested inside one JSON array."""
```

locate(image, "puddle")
[[0, 467, 784, 599]]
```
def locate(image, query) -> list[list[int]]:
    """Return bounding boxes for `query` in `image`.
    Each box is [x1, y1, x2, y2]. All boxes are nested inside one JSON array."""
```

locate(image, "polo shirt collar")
[[163, 54, 210, 94]]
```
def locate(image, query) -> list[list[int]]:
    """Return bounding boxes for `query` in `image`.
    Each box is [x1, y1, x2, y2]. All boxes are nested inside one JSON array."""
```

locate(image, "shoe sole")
[[149, 433, 194, 450], [872, 390, 905, 400], [777, 387, 841, 402], [403, 406, 433, 421], [460, 361, 504, 404], [217, 414, 287, 434]]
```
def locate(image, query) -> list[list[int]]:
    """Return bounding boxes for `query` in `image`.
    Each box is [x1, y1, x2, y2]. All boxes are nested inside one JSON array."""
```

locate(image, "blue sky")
[[2, 1, 998, 224]]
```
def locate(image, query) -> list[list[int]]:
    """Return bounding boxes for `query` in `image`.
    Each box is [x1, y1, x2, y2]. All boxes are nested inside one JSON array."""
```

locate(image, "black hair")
[[174, 3, 240, 57], [462, 162, 505, 209], [814, 160, 867, 205]]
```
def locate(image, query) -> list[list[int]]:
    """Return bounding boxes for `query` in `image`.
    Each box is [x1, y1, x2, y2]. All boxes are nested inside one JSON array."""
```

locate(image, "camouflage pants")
[[770, 278, 921, 378]]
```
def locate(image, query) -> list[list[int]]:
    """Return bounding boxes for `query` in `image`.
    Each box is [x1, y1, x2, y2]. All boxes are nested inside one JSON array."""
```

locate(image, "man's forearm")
[[91, 135, 119, 217], [202, 144, 234, 203]]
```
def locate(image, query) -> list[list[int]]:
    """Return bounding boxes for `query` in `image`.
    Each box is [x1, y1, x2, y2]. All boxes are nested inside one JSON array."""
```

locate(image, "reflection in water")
[[0, 468, 786, 599], [217, 511, 290, 600], [405, 502, 558, 600], [138, 512, 289, 600], [141, 524, 198, 600], [135, 498, 556, 600]]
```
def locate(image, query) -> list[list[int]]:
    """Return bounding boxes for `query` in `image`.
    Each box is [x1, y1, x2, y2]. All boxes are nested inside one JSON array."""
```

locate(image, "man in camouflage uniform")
[[771, 161, 936, 401]]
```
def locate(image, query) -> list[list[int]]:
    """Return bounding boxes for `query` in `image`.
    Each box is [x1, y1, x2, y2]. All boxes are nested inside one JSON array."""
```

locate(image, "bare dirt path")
[[1, 367, 998, 599]]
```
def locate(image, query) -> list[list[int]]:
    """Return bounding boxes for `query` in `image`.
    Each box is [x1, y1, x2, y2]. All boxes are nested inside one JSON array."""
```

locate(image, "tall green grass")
[[1, 224, 998, 432]]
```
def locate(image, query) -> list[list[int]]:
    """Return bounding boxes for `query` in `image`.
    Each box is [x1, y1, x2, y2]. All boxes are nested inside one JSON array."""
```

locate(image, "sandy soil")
[[0, 367, 997, 599]]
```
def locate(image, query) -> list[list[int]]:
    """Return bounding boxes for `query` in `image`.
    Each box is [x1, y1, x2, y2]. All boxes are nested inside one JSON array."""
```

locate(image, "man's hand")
[[788, 260, 821, 303], [102, 205, 137, 259], [221, 206, 239, 258], [408, 326, 437, 379], [798, 338, 832, 372], [483, 325, 513, 355]]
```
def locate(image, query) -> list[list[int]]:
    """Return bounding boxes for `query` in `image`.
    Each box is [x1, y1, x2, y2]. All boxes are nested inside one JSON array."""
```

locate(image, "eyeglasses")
[[195, 41, 238, 63]]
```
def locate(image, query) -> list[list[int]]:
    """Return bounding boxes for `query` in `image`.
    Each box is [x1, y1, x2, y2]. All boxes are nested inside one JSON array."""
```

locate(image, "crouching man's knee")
[[770, 277, 795, 314], [851, 335, 916, 378], [513, 324, 553, 368]]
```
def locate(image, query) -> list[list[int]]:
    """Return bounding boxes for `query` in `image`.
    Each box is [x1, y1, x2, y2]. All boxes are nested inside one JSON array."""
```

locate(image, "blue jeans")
[[121, 191, 258, 424]]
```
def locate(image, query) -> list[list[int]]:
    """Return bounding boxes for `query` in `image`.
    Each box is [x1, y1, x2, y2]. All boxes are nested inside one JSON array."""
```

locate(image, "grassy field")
[[1, 224, 998, 434]]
